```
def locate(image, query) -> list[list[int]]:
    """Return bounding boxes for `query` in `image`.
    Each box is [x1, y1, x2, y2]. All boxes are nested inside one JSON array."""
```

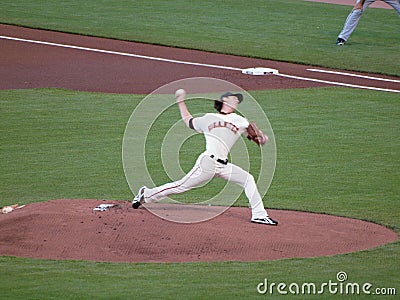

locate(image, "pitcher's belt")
[[210, 155, 228, 165]]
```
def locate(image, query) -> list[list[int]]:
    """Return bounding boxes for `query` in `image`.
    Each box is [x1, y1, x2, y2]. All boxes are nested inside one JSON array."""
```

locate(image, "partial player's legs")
[[336, 0, 374, 45], [132, 153, 216, 207], [217, 163, 278, 225], [337, 9, 363, 44], [383, 0, 400, 15]]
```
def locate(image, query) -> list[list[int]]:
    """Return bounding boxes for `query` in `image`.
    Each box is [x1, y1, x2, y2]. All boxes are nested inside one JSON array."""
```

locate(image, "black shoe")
[[132, 186, 146, 209], [251, 216, 278, 226], [336, 38, 346, 46]]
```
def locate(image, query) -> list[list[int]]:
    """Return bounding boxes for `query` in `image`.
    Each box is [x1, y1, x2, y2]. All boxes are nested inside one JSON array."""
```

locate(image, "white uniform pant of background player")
[[143, 152, 268, 219], [338, 0, 400, 42]]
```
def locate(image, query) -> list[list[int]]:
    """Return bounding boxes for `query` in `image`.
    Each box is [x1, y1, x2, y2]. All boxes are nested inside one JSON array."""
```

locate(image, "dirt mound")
[[0, 199, 397, 262]]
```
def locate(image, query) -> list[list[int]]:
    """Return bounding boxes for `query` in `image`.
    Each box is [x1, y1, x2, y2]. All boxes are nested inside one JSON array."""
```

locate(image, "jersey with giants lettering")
[[191, 113, 249, 159]]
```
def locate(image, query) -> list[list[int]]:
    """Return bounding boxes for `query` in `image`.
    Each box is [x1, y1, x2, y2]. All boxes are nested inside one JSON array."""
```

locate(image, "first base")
[[242, 67, 279, 75]]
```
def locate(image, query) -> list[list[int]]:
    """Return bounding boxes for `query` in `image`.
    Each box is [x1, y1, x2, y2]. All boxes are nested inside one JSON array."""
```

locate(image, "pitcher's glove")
[[247, 121, 268, 146]]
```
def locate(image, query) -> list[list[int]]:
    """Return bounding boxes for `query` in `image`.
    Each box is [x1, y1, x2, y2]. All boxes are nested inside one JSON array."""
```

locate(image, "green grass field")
[[1, 88, 399, 299], [1, 0, 399, 299]]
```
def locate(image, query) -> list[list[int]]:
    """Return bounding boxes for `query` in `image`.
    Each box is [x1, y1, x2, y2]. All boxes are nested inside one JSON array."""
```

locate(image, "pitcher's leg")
[[144, 154, 216, 203], [218, 164, 268, 219], [144, 166, 201, 202]]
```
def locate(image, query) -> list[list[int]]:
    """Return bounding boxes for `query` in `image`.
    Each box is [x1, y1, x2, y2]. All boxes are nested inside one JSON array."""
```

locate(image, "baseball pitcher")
[[132, 89, 278, 226]]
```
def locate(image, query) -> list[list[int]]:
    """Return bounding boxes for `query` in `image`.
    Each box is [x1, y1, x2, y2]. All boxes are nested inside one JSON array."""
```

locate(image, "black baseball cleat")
[[336, 38, 346, 46], [251, 216, 278, 226], [132, 186, 147, 209]]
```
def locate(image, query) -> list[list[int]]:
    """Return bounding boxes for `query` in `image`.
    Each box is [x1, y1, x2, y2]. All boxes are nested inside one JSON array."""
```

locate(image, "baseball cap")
[[220, 92, 243, 103]]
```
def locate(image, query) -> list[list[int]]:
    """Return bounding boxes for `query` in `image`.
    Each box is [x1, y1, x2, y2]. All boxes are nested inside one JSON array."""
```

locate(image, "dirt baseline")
[[0, 199, 397, 263], [1, 24, 399, 93]]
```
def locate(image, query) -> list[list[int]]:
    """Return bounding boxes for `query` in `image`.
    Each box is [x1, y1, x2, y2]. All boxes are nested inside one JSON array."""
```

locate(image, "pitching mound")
[[0, 199, 397, 263]]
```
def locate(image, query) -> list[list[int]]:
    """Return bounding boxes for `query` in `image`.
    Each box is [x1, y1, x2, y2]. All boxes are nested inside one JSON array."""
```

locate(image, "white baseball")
[[175, 89, 186, 98]]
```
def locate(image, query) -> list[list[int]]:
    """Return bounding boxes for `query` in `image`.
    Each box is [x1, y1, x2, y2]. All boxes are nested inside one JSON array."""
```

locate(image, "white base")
[[241, 67, 279, 75]]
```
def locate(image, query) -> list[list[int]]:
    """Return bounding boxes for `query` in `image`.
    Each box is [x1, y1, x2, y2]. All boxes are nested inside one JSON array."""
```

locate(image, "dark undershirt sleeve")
[[188, 118, 195, 130]]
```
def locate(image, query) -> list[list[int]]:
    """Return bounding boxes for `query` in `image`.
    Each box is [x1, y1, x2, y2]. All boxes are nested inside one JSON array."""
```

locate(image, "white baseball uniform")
[[143, 112, 269, 219]]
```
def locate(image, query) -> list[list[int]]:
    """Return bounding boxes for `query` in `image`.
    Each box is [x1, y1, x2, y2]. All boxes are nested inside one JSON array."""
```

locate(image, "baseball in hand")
[[175, 89, 186, 98]]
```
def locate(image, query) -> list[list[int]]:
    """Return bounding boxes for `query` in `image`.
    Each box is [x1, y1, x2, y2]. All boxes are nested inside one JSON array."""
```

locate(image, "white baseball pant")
[[143, 152, 268, 219]]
